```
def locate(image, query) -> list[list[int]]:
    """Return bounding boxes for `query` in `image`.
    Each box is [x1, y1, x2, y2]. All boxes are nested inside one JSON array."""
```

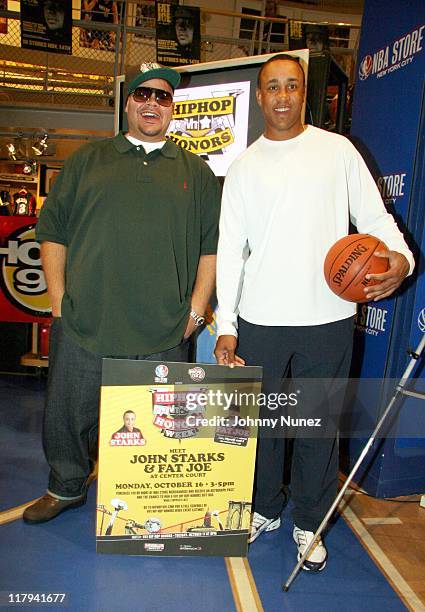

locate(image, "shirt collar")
[[113, 132, 178, 159]]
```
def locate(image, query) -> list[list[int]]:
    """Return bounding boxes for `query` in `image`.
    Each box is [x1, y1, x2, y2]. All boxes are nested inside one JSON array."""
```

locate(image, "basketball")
[[324, 234, 389, 303]]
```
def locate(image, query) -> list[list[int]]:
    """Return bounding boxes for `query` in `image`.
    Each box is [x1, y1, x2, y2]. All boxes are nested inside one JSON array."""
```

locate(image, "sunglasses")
[[131, 86, 173, 107]]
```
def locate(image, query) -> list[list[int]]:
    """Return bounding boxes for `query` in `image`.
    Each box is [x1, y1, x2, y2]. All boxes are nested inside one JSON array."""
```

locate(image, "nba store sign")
[[358, 24, 424, 80]]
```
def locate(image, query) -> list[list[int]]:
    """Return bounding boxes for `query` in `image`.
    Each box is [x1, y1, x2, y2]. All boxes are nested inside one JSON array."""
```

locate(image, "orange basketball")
[[324, 234, 389, 303]]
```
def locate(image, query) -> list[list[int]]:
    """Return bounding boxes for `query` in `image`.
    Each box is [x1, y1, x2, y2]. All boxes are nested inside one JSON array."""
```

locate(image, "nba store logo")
[[359, 25, 424, 80], [418, 308, 425, 334]]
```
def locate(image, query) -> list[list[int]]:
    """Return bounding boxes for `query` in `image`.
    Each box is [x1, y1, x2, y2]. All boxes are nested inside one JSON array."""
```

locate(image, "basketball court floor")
[[1, 374, 423, 611]]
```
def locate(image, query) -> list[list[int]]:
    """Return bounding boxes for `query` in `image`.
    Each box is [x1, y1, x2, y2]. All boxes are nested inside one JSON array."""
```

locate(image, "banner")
[[350, 3, 425, 377], [96, 359, 262, 556], [21, 0, 72, 55], [156, 2, 200, 66], [343, 0, 425, 496], [0, 217, 51, 323]]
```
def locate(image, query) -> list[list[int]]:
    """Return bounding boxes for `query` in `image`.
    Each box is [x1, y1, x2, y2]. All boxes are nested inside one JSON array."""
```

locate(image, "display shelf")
[[0, 173, 38, 184], [20, 352, 48, 367]]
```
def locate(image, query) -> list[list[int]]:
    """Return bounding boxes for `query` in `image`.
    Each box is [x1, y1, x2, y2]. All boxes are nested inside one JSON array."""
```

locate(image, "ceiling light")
[[32, 134, 48, 156]]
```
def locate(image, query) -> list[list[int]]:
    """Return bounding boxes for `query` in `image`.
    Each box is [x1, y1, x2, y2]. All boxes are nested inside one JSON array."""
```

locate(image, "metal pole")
[[283, 333, 425, 591]]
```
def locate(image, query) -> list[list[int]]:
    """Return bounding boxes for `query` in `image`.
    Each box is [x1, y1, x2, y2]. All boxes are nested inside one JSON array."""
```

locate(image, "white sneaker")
[[293, 525, 327, 571], [248, 512, 281, 543]]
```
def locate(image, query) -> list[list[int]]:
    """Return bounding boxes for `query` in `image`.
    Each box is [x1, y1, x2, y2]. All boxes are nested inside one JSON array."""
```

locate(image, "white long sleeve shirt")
[[216, 126, 414, 337]]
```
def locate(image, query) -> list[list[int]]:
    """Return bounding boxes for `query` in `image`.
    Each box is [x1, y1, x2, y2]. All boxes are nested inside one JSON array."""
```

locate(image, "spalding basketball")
[[324, 234, 389, 303]]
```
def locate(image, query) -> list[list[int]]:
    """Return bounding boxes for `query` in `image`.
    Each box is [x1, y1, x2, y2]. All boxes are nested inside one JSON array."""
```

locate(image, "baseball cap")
[[126, 63, 181, 94], [174, 6, 194, 20]]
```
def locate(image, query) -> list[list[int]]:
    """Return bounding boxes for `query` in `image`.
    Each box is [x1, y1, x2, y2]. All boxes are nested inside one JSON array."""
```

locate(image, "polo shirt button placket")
[[138, 156, 152, 183]]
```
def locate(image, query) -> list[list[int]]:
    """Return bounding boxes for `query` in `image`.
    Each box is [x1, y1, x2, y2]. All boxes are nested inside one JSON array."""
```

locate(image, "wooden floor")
[[340, 480, 425, 611]]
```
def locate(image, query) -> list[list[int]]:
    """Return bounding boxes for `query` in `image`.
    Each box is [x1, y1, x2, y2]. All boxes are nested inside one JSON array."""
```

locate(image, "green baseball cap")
[[127, 62, 181, 94]]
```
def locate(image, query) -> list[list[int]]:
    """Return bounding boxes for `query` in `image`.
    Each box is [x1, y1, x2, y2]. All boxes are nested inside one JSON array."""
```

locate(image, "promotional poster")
[[96, 359, 262, 556], [79, 0, 119, 52], [167, 81, 250, 177], [0, 217, 51, 322], [21, 0, 72, 55], [156, 2, 201, 66]]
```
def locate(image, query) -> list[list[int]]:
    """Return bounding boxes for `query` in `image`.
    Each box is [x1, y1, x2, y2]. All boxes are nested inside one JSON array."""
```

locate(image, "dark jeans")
[[237, 316, 354, 532], [44, 318, 192, 499]]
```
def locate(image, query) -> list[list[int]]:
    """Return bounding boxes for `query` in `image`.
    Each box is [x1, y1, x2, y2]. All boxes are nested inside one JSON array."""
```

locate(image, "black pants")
[[237, 316, 354, 532], [44, 318, 192, 499]]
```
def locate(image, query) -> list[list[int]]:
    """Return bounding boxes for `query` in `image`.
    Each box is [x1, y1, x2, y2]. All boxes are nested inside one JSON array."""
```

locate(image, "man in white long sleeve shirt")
[[214, 54, 414, 572]]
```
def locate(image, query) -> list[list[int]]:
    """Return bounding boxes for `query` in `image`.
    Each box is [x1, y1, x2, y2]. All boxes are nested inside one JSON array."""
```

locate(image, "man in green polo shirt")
[[24, 63, 221, 524]]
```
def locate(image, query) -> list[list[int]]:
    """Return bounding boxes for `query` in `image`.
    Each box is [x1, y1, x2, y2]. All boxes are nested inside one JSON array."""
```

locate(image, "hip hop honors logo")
[[167, 81, 250, 176], [0, 225, 50, 316], [150, 388, 206, 440]]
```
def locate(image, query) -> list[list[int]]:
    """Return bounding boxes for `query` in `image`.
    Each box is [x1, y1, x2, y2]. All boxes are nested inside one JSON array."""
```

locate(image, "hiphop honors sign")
[[167, 82, 250, 176]]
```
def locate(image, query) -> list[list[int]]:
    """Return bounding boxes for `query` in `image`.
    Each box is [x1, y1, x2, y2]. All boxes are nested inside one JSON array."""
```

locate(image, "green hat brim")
[[127, 68, 181, 94]]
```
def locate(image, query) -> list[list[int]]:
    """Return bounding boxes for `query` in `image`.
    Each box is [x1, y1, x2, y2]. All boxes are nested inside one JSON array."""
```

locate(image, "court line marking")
[[362, 517, 403, 525], [2, 506, 264, 612], [0, 500, 39, 525], [341, 504, 425, 611], [225, 557, 263, 612], [3, 501, 262, 612]]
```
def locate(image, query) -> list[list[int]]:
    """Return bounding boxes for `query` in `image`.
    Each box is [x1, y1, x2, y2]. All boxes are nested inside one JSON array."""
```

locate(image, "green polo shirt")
[[36, 133, 221, 356]]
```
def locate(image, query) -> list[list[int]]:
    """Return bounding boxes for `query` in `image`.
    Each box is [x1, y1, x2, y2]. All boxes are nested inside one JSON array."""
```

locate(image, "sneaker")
[[293, 525, 327, 571], [248, 512, 281, 543]]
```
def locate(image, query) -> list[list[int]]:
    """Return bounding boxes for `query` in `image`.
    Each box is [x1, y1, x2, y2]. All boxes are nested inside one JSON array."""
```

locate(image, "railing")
[[0, 0, 359, 107]]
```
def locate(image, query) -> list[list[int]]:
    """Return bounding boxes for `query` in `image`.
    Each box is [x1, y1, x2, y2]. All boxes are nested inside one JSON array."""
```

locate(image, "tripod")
[[283, 333, 425, 591]]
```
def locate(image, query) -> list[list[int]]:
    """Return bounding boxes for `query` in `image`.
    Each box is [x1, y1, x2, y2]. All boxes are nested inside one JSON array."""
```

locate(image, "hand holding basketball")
[[324, 234, 389, 303], [361, 248, 410, 301]]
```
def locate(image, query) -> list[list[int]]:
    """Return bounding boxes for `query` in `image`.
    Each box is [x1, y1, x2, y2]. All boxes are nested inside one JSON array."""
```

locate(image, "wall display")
[[20, 0, 72, 55], [12, 187, 37, 216], [96, 359, 262, 556], [167, 80, 250, 177], [79, 0, 118, 52], [0, 217, 51, 323], [156, 2, 200, 66]]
